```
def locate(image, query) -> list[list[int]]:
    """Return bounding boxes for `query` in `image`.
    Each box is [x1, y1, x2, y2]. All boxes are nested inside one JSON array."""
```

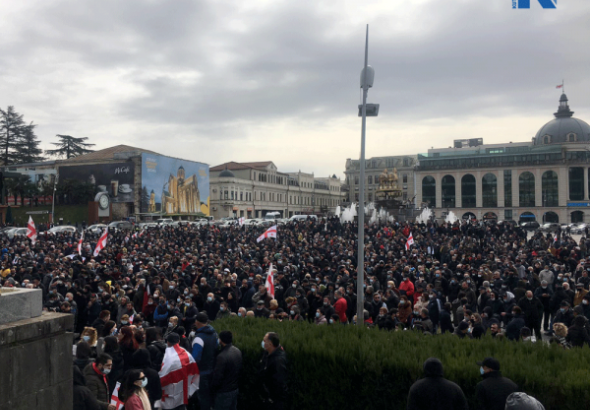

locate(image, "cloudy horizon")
[[1, 0, 588, 178]]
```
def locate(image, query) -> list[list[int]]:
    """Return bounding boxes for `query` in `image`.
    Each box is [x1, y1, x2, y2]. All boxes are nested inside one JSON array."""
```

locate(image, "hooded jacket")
[[475, 370, 519, 410], [407, 358, 468, 410], [192, 324, 218, 375], [73, 365, 100, 410], [130, 348, 162, 408]]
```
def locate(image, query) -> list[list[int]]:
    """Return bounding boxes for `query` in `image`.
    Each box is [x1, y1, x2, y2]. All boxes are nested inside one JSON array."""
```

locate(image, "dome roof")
[[219, 168, 235, 178], [533, 94, 590, 145]]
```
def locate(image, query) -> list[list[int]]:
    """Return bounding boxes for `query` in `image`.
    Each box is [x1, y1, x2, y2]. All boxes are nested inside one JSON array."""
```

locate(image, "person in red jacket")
[[120, 369, 151, 410], [399, 276, 415, 298], [334, 290, 348, 323]]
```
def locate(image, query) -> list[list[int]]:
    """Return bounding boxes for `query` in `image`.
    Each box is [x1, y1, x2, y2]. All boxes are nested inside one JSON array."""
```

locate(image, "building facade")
[[344, 155, 418, 204], [414, 94, 590, 224], [209, 161, 345, 219]]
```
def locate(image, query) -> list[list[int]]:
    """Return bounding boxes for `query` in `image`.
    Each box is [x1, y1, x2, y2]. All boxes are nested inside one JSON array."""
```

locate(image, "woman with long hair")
[[103, 336, 124, 396], [118, 326, 139, 373], [119, 369, 151, 410]]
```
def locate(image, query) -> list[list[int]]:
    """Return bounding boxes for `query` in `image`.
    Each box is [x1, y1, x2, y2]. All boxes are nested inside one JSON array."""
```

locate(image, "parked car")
[[156, 218, 174, 225], [520, 221, 540, 230], [243, 219, 259, 226], [571, 223, 587, 234], [48, 225, 77, 235], [86, 224, 107, 234], [290, 214, 318, 222], [108, 221, 134, 231], [4, 227, 28, 239], [138, 222, 158, 229], [540, 222, 560, 232]]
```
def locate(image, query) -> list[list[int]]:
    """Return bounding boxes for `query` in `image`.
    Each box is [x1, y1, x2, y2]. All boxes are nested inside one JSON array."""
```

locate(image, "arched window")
[[519, 172, 535, 207], [571, 211, 584, 223], [569, 167, 584, 200], [544, 211, 559, 223], [461, 174, 476, 208], [542, 171, 558, 207], [482, 173, 497, 208], [543, 135, 551, 144], [422, 176, 436, 207], [441, 175, 455, 208], [568, 133, 577, 142]]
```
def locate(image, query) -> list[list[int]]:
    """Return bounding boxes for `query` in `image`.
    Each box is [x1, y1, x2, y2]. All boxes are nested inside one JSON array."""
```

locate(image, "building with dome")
[[414, 93, 590, 224]]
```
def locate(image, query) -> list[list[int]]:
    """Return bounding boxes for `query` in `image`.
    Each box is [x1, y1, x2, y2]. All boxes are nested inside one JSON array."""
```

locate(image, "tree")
[[46, 135, 95, 159], [14, 122, 44, 163], [0, 106, 25, 165]]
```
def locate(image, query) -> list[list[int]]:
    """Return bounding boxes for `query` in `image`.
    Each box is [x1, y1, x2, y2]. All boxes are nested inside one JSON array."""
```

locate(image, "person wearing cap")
[[191, 313, 218, 410], [453, 320, 472, 339], [255, 300, 270, 318], [474, 357, 518, 410], [211, 331, 242, 410], [552, 301, 574, 330], [407, 358, 468, 410]]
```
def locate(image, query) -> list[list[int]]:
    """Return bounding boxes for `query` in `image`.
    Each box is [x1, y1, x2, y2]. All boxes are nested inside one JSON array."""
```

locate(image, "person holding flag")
[[405, 232, 414, 251], [159, 333, 199, 410], [94, 228, 109, 257], [78, 231, 84, 256], [118, 369, 151, 410], [26, 216, 37, 246], [265, 263, 275, 299]]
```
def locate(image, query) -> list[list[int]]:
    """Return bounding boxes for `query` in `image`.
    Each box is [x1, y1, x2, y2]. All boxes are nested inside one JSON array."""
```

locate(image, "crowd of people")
[[3, 216, 589, 409]]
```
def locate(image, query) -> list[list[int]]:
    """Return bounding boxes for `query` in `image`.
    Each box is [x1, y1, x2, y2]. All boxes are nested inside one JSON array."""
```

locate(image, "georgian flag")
[[238, 217, 245, 227], [77, 232, 84, 256], [157, 344, 199, 409], [265, 263, 275, 299], [110, 382, 124, 410], [256, 225, 277, 243], [405, 232, 414, 251], [132, 229, 145, 239], [93, 228, 108, 257], [556, 84, 563, 89], [26, 216, 37, 246]]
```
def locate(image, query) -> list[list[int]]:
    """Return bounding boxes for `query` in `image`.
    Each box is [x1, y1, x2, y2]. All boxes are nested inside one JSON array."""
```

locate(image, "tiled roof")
[[210, 161, 273, 171], [60, 145, 159, 163]]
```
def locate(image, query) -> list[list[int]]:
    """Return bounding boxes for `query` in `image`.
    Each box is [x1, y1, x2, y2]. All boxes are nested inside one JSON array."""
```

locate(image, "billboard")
[[59, 162, 135, 203], [141, 153, 209, 215]]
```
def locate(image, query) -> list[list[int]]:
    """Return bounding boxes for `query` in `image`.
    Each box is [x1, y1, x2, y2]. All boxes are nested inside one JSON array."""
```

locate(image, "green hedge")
[[212, 318, 590, 410]]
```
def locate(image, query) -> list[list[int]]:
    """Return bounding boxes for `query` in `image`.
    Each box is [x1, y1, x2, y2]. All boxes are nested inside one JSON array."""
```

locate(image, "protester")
[[191, 312, 218, 410], [406, 358, 468, 410], [211, 330, 242, 410], [260, 332, 288, 410], [73, 365, 101, 410], [159, 332, 199, 410], [83, 354, 115, 410], [119, 369, 152, 410], [474, 357, 518, 410]]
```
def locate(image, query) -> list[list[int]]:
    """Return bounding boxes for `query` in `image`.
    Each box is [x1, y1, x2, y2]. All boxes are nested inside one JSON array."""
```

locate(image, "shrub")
[[212, 318, 590, 410]]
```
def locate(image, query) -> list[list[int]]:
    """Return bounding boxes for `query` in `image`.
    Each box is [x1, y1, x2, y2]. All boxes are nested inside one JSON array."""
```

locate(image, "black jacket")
[[147, 340, 166, 371], [73, 365, 100, 410], [439, 310, 453, 334], [475, 371, 518, 410], [260, 346, 288, 403], [129, 348, 162, 408], [505, 314, 525, 341], [407, 358, 468, 410], [211, 343, 243, 394]]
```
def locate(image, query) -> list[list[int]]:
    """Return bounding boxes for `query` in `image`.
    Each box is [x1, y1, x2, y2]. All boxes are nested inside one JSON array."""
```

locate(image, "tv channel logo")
[[513, 0, 557, 8]]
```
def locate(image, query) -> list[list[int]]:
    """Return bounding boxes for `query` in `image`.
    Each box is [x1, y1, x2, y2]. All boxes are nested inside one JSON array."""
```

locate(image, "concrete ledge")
[[0, 312, 74, 346], [0, 288, 43, 325]]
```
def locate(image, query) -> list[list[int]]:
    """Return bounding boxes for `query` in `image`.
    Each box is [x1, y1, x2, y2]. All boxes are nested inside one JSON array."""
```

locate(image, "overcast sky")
[[1, 0, 589, 178]]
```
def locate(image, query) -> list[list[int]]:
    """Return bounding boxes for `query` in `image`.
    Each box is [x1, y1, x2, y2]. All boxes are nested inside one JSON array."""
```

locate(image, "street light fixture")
[[357, 24, 379, 327]]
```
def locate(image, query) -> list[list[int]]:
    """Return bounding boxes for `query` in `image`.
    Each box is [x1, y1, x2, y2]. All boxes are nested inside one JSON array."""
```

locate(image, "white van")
[[264, 212, 281, 220]]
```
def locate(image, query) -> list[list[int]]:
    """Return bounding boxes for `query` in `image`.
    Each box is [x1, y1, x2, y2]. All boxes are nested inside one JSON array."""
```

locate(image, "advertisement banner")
[[141, 153, 209, 215], [59, 162, 135, 203]]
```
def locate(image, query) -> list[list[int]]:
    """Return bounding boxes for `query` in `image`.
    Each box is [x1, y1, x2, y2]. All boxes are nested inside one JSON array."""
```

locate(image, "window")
[[542, 171, 558, 207], [224, 190, 228, 200], [570, 167, 584, 200], [519, 172, 535, 207], [368, 176, 372, 184], [461, 174, 476, 208], [572, 210, 584, 223], [482, 173, 497, 207], [422, 176, 436, 207], [354, 176, 359, 184], [568, 133, 577, 142], [441, 175, 456, 208], [504, 170, 512, 207], [504, 210, 513, 220], [543, 135, 551, 144], [368, 193, 372, 201], [240, 192, 243, 201], [403, 174, 407, 183]]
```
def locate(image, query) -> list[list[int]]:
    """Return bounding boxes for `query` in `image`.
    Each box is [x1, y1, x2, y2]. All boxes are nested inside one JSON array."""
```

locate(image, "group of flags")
[[25, 216, 109, 257]]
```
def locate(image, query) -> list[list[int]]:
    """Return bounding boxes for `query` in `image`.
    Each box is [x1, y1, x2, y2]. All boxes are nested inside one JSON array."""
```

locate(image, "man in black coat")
[[407, 358, 468, 410], [211, 331, 243, 409], [475, 357, 518, 410], [517, 291, 544, 340], [260, 332, 288, 410]]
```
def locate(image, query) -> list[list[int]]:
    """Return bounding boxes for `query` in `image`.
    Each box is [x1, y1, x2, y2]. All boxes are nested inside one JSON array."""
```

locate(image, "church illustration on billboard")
[[148, 165, 201, 214]]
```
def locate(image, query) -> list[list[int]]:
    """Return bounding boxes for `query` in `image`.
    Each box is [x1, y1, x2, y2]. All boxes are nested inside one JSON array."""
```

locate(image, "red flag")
[[256, 225, 277, 243], [26, 216, 37, 246], [405, 232, 414, 251], [556, 84, 563, 89], [93, 228, 108, 257], [158, 344, 199, 409], [265, 263, 275, 299]]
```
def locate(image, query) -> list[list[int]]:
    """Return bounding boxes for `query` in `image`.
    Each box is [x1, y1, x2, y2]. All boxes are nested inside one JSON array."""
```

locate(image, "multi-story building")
[[414, 93, 590, 224], [209, 161, 345, 219], [343, 155, 417, 203]]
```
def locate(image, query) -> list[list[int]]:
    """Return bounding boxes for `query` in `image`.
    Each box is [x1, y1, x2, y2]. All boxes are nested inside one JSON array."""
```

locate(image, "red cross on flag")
[[238, 217, 245, 227], [26, 216, 37, 246], [265, 263, 275, 299], [93, 228, 108, 257], [158, 344, 199, 409], [405, 232, 414, 251], [77, 232, 84, 256], [110, 381, 124, 410], [256, 225, 277, 243]]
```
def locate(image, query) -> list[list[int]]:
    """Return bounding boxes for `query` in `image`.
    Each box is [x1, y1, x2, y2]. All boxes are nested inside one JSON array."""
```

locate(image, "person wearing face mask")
[[474, 357, 518, 410], [204, 292, 221, 321], [152, 297, 169, 329], [119, 369, 151, 410], [181, 298, 199, 331], [83, 354, 116, 410], [192, 313, 218, 410], [260, 332, 288, 410], [254, 300, 271, 318], [216, 301, 231, 320], [534, 280, 553, 332]]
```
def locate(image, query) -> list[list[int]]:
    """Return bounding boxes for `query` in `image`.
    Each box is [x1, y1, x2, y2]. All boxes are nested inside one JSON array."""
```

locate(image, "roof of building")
[[60, 145, 159, 163], [210, 161, 273, 171], [218, 168, 236, 178], [533, 94, 590, 145]]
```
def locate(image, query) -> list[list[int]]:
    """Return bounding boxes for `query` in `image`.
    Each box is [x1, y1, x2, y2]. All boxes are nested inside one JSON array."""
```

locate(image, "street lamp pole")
[[357, 25, 372, 327]]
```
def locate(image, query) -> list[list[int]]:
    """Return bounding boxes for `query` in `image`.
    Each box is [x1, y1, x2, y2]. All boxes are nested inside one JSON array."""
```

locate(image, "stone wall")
[[0, 312, 74, 410]]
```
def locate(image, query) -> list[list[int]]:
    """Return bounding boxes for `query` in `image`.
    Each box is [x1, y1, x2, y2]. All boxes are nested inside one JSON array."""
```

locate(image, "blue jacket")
[[505, 314, 525, 341], [192, 325, 218, 375]]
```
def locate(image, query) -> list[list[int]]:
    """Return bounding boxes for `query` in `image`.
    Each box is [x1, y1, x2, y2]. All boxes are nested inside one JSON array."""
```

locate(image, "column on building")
[[584, 166, 589, 201], [512, 169, 519, 209], [475, 171, 483, 214], [435, 173, 442, 209], [534, 168, 542, 208], [455, 171, 462, 208], [497, 170, 505, 208]]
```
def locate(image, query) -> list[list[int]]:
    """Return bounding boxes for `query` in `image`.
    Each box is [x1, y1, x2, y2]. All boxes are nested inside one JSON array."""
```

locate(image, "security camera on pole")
[[356, 24, 379, 327]]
